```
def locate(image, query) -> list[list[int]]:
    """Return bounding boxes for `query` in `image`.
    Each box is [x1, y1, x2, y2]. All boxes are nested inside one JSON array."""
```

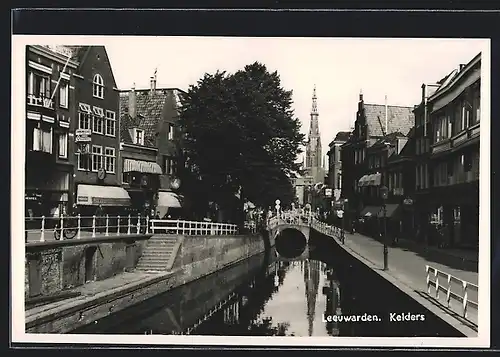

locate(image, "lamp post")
[[337, 208, 345, 244], [380, 185, 389, 270]]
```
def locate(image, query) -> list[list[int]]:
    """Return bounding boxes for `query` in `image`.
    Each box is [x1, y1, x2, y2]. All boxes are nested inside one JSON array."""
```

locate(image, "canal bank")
[[26, 233, 268, 333], [308, 228, 477, 337], [68, 229, 467, 337]]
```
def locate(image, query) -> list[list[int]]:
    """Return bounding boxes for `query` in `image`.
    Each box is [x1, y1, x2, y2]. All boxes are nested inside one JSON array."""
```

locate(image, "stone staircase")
[[136, 236, 182, 272]]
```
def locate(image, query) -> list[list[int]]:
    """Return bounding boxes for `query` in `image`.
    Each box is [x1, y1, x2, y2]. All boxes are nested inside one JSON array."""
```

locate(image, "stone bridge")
[[267, 209, 344, 259], [267, 210, 312, 259]]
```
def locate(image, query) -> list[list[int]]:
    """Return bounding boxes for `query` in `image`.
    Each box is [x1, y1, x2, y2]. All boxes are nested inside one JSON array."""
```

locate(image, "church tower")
[[305, 85, 324, 183]]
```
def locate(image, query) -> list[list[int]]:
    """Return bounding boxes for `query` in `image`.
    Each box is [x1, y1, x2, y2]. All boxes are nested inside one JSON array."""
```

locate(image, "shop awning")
[[366, 173, 382, 186], [358, 175, 369, 187], [123, 159, 163, 174], [157, 191, 182, 208], [77, 184, 131, 206], [376, 204, 401, 218], [360, 206, 382, 217]]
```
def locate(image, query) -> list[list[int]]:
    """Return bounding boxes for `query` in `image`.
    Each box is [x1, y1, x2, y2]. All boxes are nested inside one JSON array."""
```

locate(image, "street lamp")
[[380, 185, 389, 270], [337, 208, 345, 244]]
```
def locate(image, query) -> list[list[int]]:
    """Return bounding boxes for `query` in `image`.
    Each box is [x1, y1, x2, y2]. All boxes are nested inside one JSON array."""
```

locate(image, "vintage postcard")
[[11, 35, 491, 348]]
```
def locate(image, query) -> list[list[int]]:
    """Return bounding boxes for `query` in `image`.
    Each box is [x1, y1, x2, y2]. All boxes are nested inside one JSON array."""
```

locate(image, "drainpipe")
[[423, 85, 428, 137]]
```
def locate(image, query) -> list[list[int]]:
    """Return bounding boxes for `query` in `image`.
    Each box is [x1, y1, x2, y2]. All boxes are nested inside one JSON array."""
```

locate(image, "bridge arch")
[[275, 228, 307, 258]]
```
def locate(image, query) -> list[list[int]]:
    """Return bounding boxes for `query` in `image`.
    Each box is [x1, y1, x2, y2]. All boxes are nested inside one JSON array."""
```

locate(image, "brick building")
[[66, 46, 130, 217], [357, 130, 415, 238], [25, 45, 78, 219], [119, 74, 185, 218], [413, 53, 481, 249], [326, 131, 350, 202], [340, 92, 414, 222]]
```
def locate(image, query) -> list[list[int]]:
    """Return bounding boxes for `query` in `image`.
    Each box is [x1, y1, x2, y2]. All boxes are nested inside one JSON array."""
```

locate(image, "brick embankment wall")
[[26, 235, 266, 333], [25, 241, 148, 298], [76, 251, 270, 333], [171, 234, 266, 286]]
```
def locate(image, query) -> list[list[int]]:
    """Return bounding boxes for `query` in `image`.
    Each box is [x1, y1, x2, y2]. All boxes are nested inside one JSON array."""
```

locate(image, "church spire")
[[305, 85, 322, 172], [311, 84, 318, 115]]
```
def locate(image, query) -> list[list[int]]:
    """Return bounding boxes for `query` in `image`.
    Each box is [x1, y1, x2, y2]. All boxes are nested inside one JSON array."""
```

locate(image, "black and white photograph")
[[11, 35, 490, 348]]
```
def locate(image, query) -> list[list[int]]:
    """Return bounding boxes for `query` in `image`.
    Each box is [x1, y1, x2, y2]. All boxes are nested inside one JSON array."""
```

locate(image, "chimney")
[[128, 83, 136, 119], [385, 94, 388, 135], [150, 76, 156, 93], [359, 89, 363, 102]]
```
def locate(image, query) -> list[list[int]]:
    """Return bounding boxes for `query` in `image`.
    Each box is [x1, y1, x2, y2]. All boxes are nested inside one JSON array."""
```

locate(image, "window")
[[164, 157, 175, 175], [168, 123, 174, 140], [434, 115, 448, 142], [28, 71, 51, 98], [134, 128, 145, 145], [92, 145, 103, 171], [105, 110, 116, 136], [33, 127, 52, 153], [473, 89, 480, 123], [92, 107, 104, 134], [93, 74, 104, 99], [78, 112, 91, 130], [77, 153, 91, 171], [58, 132, 68, 158], [59, 81, 69, 108], [104, 147, 115, 173]]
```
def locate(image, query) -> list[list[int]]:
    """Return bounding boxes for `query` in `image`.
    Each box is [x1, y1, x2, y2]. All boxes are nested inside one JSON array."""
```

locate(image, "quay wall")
[[25, 239, 147, 299], [26, 233, 269, 333]]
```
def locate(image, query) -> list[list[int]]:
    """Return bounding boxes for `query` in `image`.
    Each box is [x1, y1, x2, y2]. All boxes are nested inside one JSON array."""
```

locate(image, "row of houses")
[[25, 45, 185, 220], [326, 53, 481, 250]]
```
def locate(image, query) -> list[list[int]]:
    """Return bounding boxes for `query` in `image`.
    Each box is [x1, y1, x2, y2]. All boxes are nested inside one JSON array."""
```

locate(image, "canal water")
[[71, 230, 465, 337]]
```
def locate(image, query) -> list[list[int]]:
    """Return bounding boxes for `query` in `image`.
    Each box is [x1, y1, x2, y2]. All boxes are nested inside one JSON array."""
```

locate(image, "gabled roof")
[[371, 131, 406, 150], [388, 127, 416, 163], [63, 45, 118, 88], [333, 131, 351, 143], [363, 104, 415, 138], [119, 88, 183, 146]]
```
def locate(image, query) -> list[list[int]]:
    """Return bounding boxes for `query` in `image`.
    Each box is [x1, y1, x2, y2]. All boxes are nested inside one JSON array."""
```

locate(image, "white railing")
[[150, 219, 238, 235], [425, 265, 478, 321], [25, 214, 148, 243], [311, 218, 343, 239], [25, 215, 240, 243], [267, 209, 313, 230]]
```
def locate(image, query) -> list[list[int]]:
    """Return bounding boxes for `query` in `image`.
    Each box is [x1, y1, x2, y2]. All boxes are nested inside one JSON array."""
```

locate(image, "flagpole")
[[50, 52, 72, 102]]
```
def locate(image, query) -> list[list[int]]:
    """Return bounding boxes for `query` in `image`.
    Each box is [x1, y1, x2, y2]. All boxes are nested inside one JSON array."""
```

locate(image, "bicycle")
[[54, 218, 78, 240]]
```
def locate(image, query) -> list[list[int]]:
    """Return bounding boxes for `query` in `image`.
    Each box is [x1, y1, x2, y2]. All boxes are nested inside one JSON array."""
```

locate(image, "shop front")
[[25, 169, 71, 226], [156, 190, 183, 219], [122, 158, 163, 216], [76, 184, 132, 230]]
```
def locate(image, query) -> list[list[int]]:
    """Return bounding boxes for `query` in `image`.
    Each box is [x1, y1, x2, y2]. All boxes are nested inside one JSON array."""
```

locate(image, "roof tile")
[[119, 88, 182, 147], [364, 104, 415, 137]]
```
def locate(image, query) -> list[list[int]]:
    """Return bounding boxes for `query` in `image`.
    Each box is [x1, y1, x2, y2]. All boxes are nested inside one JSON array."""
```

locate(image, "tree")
[[178, 62, 305, 217]]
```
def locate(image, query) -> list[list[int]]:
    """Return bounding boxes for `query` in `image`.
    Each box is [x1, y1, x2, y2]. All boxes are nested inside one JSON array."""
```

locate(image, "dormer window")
[[133, 128, 144, 145], [93, 74, 104, 99]]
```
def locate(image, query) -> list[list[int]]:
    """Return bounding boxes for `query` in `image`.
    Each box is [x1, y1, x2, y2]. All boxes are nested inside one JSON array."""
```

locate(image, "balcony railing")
[[431, 139, 451, 154], [27, 94, 54, 110]]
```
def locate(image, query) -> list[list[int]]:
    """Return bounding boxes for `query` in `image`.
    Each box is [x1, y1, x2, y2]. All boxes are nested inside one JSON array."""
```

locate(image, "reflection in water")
[[73, 249, 343, 337], [71, 230, 462, 337]]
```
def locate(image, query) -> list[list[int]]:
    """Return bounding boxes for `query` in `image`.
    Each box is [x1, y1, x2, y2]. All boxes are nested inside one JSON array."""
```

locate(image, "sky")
[[101, 37, 486, 163]]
